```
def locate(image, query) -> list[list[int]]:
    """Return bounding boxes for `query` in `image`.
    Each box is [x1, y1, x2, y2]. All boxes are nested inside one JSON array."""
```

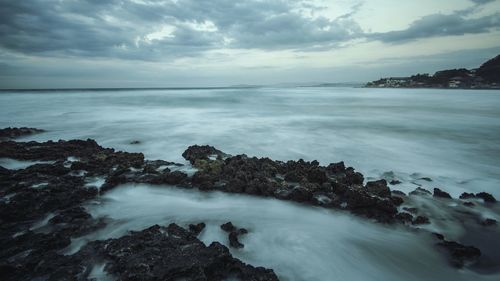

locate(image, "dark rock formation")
[[413, 216, 430, 225], [433, 188, 452, 199], [409, 187, 432, 196], [459, 192, 497, 203], [0, 127, 44, 140], [189, 222, 206, 235], [460, 192, 475, 200], [437, 240, 482, 268], [366, 179, 390, 197], [82, 224, 278, 281], [182, 145, 227, 164], [476, 192, 497, 203], [184, 145, 399, 223], [0, 139, 277, 281], [396, 212, 414, 223], [1, 136, 498, 277], [221, 222, 248, 249]]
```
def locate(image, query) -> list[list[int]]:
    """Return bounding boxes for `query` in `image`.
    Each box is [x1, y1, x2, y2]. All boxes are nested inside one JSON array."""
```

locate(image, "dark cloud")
[[470, 0, 496, 5], [0, 0, 498, 64], [370, 12, 500, 43], [0, 0, 362, 60]]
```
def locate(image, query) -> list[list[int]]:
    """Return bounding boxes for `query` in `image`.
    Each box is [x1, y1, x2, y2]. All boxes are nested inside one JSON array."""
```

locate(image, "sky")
[[0, 0, 499, 88]]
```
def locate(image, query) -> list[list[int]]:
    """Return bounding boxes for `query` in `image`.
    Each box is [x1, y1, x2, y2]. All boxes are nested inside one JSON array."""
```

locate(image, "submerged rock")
[[437, 240, 481, 268], [480, 218, 497, 227], [390, 179, 402, 185]]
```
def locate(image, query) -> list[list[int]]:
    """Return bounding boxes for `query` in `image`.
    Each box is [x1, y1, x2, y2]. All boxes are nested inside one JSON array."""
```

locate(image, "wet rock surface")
[[221, 222, 249, 248], [433, 188, 452, 199], [0, 138, 277, 281], [435, 235, 482, 268], [1, 135, 499, 279], [83, 224, 278, 281], [0, 127, 45, 140]]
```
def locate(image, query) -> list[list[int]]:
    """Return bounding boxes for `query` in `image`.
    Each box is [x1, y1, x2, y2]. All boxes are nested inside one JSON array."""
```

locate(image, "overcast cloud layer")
[[0, 0, 499, 88]]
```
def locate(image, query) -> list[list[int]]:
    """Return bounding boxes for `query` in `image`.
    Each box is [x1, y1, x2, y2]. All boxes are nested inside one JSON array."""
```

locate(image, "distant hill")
[[366, 55, 500, 89], [477, 55, 500, 83]]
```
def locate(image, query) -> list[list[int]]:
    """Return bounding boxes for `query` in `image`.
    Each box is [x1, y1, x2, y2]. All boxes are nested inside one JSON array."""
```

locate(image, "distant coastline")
[[366, 55, 500, 89]]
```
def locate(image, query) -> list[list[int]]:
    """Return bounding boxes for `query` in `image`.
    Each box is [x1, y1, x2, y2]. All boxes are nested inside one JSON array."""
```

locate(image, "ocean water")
[[1, 87, 500, 280], [1, 87, 499, 197]]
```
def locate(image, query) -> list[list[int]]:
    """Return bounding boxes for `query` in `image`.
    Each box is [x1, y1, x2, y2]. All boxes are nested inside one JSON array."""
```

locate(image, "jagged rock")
[[413, 216, 430, 225], [221, 222, 236, 232], [1, 137, 493, 275], [221, 222, 248, 248], [390, 196, 404, 206], [459, 192, 475, 200], [459, 192, 496, 203], [130, 140, 141, 144], [409, 187, 432, 196], [0, 127, 45, 140], [390, 179, 402, 185], [396, 212, 414, 223], [366, 179, 390, 197], [182, 145, 227, 164], [326, 161, 346, 174], [189, 222, 206, 235], [476, 192, 496, 203], [433, 188, 452, 199], [83, 224, 278, 280]]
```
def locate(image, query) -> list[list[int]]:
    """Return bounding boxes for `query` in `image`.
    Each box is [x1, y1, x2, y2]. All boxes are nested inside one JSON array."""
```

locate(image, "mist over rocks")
[[1, 135, 499, 279]]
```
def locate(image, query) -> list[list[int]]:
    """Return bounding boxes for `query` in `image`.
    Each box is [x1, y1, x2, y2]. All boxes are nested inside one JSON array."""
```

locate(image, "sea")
[[1, 86, 500, 280]]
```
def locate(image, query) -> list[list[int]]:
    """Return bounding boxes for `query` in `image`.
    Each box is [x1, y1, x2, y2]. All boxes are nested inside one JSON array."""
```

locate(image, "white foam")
[[88, 263, 116, 281], [30, 213, 55, 232], [0, 158, 54, 170], [85, 177, 106, 190], [31, 182, 49, 189]]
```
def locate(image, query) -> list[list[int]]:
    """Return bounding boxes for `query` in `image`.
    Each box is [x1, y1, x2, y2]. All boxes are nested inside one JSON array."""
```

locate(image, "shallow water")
[[1, 87, 499, 197], [78, 184, 497, 281]]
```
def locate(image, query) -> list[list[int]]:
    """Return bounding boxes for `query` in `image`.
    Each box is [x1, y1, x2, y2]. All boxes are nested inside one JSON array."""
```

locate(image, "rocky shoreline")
[[0, 127, 499, 280]]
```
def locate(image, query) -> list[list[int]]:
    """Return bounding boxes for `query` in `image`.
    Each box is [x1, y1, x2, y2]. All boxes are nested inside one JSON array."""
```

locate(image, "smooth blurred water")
[[78, 184, 496, 281], [3, 87, 500, 280], [1, 87, 499, 197]]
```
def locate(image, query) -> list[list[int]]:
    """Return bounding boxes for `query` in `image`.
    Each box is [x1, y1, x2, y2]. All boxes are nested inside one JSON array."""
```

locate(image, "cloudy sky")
[[0, 0, 499, 88]]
